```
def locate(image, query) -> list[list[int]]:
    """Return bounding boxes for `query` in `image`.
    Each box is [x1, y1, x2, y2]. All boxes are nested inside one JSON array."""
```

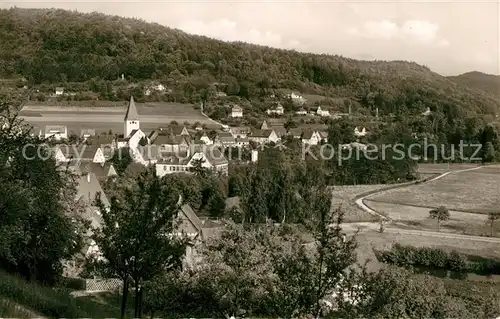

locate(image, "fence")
[[85, 278, 123, 292], [63, 277, 123, 292]]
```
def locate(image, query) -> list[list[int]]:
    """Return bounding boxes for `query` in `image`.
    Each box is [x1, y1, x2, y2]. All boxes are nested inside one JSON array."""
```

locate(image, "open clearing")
[[369, 165, 500, 213], [19, 102, 217, 134], [363, 200, 500, 237]]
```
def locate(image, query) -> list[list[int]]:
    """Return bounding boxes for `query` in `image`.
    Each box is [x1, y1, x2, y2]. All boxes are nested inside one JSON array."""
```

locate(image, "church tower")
[[124, 96, 140, 138]]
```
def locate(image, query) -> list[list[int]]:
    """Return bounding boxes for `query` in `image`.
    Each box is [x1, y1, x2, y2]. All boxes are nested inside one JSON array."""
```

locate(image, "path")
[[349, 165, 500, 243], [201, 108, 226, 128]]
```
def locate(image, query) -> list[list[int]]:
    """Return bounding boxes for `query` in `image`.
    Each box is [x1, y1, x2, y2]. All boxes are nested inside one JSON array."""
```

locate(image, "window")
[[163, 166, 167, 171]]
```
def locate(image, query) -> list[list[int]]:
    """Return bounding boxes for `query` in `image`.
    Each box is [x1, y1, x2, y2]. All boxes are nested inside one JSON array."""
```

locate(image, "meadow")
[[19, 101, 218, 135], [368, 165, 500, 213]]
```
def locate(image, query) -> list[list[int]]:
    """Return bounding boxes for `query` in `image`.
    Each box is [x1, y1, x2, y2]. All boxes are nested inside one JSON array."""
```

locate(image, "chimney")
[[87, 172, 91, 183], [251, 150, 258, 163]]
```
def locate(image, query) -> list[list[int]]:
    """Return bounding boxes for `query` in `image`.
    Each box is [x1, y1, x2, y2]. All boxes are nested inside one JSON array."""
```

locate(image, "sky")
[[2, 0, 499, 76]]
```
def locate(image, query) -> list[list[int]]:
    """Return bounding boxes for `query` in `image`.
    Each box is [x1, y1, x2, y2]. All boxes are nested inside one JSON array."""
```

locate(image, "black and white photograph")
[[0, 0, 499, 318]]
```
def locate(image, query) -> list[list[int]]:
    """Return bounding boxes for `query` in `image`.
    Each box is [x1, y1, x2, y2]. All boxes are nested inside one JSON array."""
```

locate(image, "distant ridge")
[[448, 71, 500, 97]]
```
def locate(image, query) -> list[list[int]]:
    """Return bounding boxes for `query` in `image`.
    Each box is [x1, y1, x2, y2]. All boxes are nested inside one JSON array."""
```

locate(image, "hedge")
[[375, 244, 500, 276]]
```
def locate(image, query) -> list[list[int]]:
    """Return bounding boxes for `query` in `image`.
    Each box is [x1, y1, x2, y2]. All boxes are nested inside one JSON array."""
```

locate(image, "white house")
[[230, 126, 251, 138], [266, 104, 285, 115], [45, 125, 68, 140], [354, 127, 367, 138], [295, 109, 308, 115], [249, 129, 280, 144], [231, 105, 243, 118], [288, 92, 306, 105], [316, 106, 331, 117], [200, 132, 213, 145], [55, 87, 64, 95], [301, 130, 322, 145], [155, 145, 229, 177], [52, 144, 107, 164]]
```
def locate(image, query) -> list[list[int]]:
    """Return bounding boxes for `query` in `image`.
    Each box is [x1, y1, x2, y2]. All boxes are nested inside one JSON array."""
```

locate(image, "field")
[[19, 101, 218, 134], [332, 185, 392, 222], [363, 200, 500, 237], [369, 165, 500, 213]]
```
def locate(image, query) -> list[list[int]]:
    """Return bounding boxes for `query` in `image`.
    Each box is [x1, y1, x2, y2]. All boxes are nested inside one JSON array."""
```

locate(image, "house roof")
[[251, 129, 274, 138], [232, 105, 243, 111], [230, 126, 251, 134], [169, 125, 189, 136], [45, 125, 67, 133], [289, 128, 303, 137], [217, 131, 234, 138], [76, 172, 110, 206], [302, 130, 315, 139], [179, 204, 203, 234], [80, 162, 117, 179], [86, 134, 115, 147], [124, 96, 139, 121], [273, 127, 287, 137], [80, 129, 96, 137], [151, 135, 187, 146]]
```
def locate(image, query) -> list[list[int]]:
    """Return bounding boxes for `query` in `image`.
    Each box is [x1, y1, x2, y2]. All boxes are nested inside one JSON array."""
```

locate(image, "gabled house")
[[155, 145, 229, 177], [231, 105, 243, 118], [354, 127, 367, 138], [316, 106, 331, 117], [301, 130, 321, 145], [200, 132, 213, 145], [266, 103, 285, 115], [80, 129, 96, 140], [249, 129, 280, 144], [150, 135, 189, 153], [287, 92, 306, 105], [230, 126, 251, 138], [53, 144, 107, 164], [168, 125, 190, 137], [216, 132, 236, 147], [55, 87, 64, 96], [80, 162, 118, 180]]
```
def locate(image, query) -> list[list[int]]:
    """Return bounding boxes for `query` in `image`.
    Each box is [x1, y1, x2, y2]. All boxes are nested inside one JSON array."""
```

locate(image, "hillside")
[[0, 7, 499, 117], [448, 71, 500, 97]]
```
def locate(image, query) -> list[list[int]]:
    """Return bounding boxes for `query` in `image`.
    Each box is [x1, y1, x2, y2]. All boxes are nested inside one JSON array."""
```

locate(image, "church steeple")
[[124, 96, 139, 121], [124, 96, 140, 138]]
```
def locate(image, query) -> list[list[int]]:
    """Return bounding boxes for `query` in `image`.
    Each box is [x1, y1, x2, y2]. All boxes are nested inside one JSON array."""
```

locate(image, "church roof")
[[124, 96, 139, 121]]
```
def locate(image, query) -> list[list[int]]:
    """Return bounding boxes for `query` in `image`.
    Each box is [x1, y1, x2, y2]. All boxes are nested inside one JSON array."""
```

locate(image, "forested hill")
[[0, 7, 499, 116], [448, 71, 500, 97]]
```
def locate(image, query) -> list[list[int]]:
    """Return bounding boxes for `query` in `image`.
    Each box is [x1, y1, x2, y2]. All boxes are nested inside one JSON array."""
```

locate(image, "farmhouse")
[[45, 125, 68, 140], [150, 135, 189, 152], [231, 105, 243, 118]]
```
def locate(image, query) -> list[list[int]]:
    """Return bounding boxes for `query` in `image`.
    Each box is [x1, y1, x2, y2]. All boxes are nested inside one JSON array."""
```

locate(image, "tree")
[[429, 206, 450, 232], [91, 168, 188, 318], [109, 147, 133, 175], [334, 266, 482, 318], [0, 100, 86, 285], [487, 212, 500, 237]]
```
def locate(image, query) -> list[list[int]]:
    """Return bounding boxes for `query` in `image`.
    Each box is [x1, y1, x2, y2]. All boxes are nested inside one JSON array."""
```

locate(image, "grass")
[[0, 271, 131, 318], [369, 165, 500, 213], [331, 185, 390, 222], [363, 200, 500, 237]]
